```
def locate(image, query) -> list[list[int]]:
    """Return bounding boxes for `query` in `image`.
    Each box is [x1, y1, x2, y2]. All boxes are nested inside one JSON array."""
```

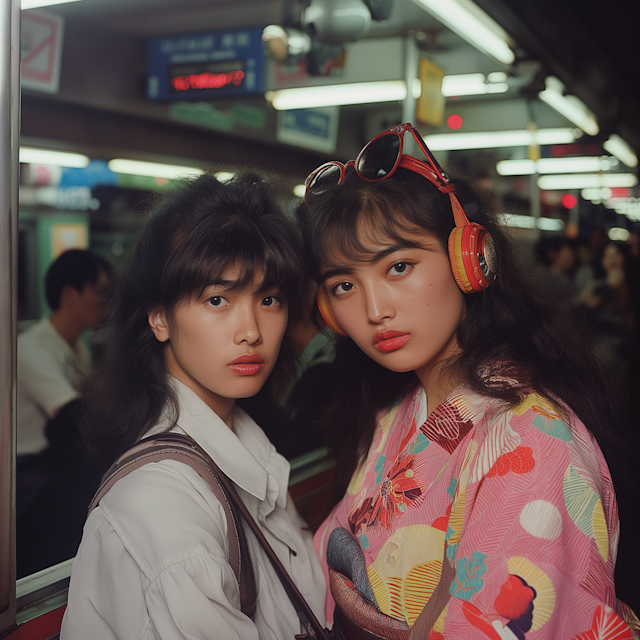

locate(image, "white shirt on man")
[[16, 317, 90, 455], [61, 378, 327, 640]]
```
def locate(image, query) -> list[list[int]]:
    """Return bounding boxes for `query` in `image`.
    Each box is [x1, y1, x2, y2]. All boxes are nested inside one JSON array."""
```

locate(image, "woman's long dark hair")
[[297, 165, 630, 505], [81, 171, 305, 461]]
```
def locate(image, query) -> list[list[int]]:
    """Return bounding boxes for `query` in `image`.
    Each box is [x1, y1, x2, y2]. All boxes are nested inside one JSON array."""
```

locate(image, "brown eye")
[[333, 282, 354, 295], [262, 296, 281, 307], [389, 262, 411, 276], [207, 296, 228, 307]]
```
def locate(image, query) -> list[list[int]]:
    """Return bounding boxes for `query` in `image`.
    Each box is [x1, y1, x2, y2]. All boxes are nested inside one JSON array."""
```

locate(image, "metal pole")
[[0, 0, 20, 633], [402, 34, 418, 126]]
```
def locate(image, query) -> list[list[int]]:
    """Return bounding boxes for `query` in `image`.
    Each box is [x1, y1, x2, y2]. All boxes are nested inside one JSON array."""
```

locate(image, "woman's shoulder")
[[95, 459, 230, 575]]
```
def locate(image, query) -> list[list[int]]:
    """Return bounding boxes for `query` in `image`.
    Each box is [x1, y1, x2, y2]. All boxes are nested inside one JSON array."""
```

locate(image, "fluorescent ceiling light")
[[498, 213, 565, 231], [538, 77, 599, 136], [537, 173, 637, 190], [21, 0, 85, 8], [608, 227, 630, 242], [411, 0, 515, 64], [497, 156, 618, 176], [19, 147, 89, 168], [603, 134, 638, 168], [108, 159, 204, 180], [267, 72, 509, 110], [581, 187, 612, 202], [441, 73, 508, 97], [423, 128, 578, 151], [611, 200, 640, 221], [266, 80, 406, 110]]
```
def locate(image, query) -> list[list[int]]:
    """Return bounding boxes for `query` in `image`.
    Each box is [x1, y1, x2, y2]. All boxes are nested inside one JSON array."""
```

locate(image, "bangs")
[[161, 207, 303, 307], [320, 204, 430, 267], [303, 167, 455, 278]]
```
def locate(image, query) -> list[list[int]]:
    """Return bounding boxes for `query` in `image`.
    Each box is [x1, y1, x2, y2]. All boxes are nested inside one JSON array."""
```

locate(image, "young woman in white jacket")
[[61, 172, 326, 640]]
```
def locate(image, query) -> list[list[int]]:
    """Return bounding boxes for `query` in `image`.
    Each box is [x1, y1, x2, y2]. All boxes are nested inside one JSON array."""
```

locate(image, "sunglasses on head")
[[306, 123, 497, 300], [304, 123, 471, 228]]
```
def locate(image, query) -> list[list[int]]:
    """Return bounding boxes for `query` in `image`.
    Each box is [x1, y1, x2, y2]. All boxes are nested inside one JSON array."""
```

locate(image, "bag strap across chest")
[[88, 432, 257, 619]]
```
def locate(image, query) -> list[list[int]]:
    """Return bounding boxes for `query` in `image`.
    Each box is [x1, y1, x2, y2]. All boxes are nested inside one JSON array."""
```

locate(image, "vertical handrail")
[[0, 0, 20, 635]]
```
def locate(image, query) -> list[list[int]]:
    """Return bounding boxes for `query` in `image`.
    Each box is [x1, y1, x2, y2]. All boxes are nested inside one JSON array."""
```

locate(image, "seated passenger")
[[16, 248, 111, 513]]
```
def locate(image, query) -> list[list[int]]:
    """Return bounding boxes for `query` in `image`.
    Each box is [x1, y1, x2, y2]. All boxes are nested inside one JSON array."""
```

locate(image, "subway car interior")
[[1, 0, 640, 637]]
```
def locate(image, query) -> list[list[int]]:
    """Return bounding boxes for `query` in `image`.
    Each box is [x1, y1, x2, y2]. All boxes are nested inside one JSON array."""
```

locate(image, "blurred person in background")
[[580, 241, 638, 377], [533, 235, 579, 300], [16, 248, 112, 577], [16, 249, 111, 513]]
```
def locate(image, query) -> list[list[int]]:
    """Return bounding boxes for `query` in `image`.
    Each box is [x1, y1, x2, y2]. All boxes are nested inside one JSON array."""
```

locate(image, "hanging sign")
[[276, 108, 339, 153], [21, 10, 65, 94], [147, 27, 265, 101]]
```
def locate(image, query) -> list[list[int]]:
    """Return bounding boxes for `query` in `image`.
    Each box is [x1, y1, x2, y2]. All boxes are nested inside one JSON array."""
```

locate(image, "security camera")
[[301, 0, 372, 45]]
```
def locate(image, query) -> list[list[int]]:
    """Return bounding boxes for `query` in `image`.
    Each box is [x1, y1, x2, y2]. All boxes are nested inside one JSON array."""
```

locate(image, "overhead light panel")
[[603, 134, 638, 168], [21, 0, 86, 8], [441, 73, 508, 97], [498, 213, 565, 231], [108, 159, 204, 180], [538, 77, 599, 136], [423, 128, 578, 151], [410, 0, 515, 64], [266, 80, 407, 110], [608, 227, 631, 242], [497, 156, 618, 176], [537, 173, 637, 191], [19, 147, 89, 168]]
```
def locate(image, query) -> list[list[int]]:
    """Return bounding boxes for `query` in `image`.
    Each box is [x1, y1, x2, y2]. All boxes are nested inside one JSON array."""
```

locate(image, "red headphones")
[[316, 156, 497, 336]]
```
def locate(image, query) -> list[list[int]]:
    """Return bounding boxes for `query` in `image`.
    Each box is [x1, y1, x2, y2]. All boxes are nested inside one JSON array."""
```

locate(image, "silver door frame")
[[1, 0, 20, 634]]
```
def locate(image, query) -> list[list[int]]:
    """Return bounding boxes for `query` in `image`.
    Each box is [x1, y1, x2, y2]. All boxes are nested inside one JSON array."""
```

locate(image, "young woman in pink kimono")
[[297, 123, 639, 639]]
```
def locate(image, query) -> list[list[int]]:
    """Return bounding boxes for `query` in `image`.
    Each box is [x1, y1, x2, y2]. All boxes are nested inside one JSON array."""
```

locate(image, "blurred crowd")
[[534, 228, 640, 397], [534, 228, 640, 611]]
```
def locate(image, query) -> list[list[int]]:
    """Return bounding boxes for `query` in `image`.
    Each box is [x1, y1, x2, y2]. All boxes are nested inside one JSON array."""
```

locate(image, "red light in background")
[[170, 70, 245, 92], [562, 193, 577, 209], [447, 114, 463, 130]]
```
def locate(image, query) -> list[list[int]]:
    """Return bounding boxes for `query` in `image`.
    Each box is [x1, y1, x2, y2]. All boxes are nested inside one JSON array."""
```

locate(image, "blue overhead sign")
[[147, 27, 265, 101]]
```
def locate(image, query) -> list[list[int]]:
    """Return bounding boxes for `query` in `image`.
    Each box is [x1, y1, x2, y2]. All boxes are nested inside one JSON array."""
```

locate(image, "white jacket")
[[61, 379, 327, 640]]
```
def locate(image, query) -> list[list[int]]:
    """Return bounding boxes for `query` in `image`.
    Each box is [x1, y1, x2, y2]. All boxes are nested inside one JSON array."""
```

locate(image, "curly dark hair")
[[81, 171, 305, 460]]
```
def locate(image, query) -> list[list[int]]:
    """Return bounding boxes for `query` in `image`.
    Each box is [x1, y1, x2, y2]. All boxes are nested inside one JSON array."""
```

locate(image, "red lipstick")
[[228, 354, 264, 375], [373, 330, 411, 353]]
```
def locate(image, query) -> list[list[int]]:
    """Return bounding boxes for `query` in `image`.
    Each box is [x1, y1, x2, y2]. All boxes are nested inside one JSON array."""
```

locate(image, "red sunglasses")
[[304, 123, 470, 228]]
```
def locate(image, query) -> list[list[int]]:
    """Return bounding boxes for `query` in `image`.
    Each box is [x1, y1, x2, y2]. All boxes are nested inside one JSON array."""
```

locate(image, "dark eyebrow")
[[322, 242, 427, 282], [205, 279, 236, 290]]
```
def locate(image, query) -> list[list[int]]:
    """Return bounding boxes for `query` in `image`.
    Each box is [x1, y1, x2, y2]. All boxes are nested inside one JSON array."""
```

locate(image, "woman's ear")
[[148, 308, 170, 342]]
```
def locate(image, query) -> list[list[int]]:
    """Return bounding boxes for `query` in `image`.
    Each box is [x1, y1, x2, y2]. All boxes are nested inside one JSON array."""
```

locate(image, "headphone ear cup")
[[316, 285, 348, 336], [448, 223, 497, 293]]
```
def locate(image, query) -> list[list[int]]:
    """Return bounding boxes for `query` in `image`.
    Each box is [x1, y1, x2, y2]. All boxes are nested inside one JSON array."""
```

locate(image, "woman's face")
[[322, 222, 465, 387], [150, 263, 288, 421], [602, 243, 624, 272]]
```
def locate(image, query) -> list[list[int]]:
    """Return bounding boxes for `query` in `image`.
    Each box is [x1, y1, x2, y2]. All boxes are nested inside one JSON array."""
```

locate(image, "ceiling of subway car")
[[22, 0, 640, 175]]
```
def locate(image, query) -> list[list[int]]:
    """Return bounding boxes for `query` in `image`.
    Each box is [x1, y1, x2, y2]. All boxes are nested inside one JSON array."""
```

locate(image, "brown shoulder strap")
[[204, 451, 331, 640], [88, 433, 257, 619]]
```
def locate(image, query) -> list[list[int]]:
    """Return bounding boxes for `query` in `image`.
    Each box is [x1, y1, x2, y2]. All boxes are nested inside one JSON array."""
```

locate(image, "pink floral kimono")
[[314, 384, 639, 639]]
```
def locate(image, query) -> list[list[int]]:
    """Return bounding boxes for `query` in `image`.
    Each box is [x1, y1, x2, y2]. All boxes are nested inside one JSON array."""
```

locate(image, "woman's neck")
[[417, 361, 462, 417]]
